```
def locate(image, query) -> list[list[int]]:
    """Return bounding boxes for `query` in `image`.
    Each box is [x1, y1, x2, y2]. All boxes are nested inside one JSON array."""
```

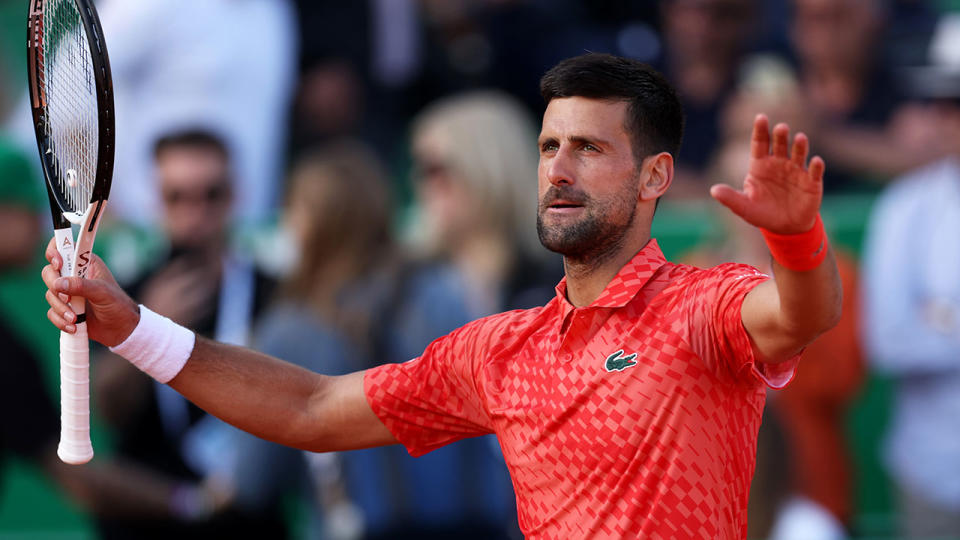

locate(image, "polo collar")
[[554, 239, 667, 309]]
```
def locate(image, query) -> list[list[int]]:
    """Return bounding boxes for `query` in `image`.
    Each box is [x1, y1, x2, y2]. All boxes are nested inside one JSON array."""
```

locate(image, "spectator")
[[658, 0, 760, 197], [409, 90, 562, 316], [861, 141, 960, 538], [861, 16, 960, 535], [0, 137, 63, 508], [0, 136, 231, 526], [789, 0, 954, 189], [255, 140, 519, 539], [82, 0, 296, 225], [93, 129, 285, 539]]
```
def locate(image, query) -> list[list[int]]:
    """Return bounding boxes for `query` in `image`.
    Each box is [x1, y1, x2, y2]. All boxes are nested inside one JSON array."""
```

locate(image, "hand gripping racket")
[[27, 0, 114, 464]]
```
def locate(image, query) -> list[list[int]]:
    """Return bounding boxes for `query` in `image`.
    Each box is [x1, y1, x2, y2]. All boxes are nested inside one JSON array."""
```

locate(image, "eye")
[[581, 143, 600, 152], [540, 141, 559, 153]]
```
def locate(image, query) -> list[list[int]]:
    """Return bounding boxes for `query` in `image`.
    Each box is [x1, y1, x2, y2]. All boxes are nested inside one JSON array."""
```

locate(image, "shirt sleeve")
[[681, 263, 799, 389], [363, 320, 494, 457]]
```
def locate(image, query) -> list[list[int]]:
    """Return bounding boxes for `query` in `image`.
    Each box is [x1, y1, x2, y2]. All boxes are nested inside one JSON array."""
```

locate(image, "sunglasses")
[[413, 159, 452, 182], [162, 182, 230, 206]]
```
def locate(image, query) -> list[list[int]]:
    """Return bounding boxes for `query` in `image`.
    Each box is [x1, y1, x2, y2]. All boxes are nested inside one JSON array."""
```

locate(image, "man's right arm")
[[41, 238, 397, 453], [169, 338, 396, 452]]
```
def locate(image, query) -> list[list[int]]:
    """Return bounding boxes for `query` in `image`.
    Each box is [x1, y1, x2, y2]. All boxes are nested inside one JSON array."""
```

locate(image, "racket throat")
[[73, 200, 106, 280]]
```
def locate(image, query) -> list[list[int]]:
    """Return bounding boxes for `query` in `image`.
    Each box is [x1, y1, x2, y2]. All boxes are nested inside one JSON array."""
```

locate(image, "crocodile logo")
[[604, 349, 638, 372]]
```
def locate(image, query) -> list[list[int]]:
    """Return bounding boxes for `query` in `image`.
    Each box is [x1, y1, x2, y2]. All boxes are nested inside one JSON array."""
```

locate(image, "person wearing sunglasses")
[[92, 129, 285, 539]]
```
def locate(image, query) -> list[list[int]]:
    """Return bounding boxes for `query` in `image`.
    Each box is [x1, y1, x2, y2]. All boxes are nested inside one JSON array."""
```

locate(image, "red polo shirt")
[[364, 239, 798, 539]]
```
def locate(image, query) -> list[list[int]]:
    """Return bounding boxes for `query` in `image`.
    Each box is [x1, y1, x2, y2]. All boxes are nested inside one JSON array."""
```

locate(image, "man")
[[41, 54, 841, 539], [92, 129, 284, 539], [658, 0, 758, 196], [861, 17, 960, 535], [862, 145, 960, 537], [0, 135, 229, 530]]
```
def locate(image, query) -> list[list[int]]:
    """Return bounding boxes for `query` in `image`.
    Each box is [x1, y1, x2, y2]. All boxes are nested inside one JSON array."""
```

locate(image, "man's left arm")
[[711, 115, 843, 363]]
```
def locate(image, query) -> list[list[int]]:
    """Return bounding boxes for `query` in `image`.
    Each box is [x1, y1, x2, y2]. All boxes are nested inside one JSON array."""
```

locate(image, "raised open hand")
[[710, 114, 824, 234]]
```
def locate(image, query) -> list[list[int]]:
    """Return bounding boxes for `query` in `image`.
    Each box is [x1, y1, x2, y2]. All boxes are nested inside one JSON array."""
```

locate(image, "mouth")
[[544, 200, 585, 214]]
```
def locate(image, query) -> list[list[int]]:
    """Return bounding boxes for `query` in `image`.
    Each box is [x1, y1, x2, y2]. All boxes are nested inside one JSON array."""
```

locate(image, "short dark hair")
[[153, 128, 230, 161], [540, 53, 684, 165]]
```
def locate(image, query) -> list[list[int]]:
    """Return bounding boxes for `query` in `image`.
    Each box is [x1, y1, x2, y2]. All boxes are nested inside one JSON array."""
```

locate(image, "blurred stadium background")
[[2, 0, 959, 538]]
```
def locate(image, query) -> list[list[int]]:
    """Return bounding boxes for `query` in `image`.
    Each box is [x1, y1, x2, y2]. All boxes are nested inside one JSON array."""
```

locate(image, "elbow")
[[775, 301, 842, 357], [791, 300, 843, 342], [281, 377, 335, 452]]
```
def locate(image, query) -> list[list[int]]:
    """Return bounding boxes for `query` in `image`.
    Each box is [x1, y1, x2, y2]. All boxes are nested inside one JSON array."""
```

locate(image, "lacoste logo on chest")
[[604, 349, 638, 372]]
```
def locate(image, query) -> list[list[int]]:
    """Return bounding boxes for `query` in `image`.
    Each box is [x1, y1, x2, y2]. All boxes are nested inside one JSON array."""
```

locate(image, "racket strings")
[[41, 0, 98, 215]]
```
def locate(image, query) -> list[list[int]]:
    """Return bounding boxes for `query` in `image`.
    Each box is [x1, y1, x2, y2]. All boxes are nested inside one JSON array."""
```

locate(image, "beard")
[[536, 178, 639, 263]]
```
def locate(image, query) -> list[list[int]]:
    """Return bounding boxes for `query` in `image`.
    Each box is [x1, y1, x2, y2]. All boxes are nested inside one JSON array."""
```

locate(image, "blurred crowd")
[[1, 0, 959, 539]]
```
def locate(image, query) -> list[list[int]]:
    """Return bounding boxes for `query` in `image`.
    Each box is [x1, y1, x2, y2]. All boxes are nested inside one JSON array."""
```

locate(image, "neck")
[[453, 229, 514, 314], [562, 230, 650, 308]]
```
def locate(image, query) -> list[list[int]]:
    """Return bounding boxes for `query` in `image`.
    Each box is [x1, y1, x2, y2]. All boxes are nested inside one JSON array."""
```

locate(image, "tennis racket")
[[27, 0, 114, 465]]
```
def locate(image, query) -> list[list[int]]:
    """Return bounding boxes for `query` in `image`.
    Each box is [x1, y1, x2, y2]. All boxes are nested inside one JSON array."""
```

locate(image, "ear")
[[638, 152, 674, 201]]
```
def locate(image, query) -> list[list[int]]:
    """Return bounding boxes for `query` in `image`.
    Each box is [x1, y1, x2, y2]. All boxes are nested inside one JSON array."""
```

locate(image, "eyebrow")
[[570, 135, 612, 148], [538, 134, 613, 149]]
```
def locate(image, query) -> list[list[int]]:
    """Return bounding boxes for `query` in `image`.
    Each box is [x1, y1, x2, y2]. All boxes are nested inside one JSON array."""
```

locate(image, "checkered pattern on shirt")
[[365, 240, 798, 539]]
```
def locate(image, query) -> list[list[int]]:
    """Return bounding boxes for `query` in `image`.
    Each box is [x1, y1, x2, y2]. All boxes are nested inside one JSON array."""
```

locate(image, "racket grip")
[[58, 323, 93, 464]]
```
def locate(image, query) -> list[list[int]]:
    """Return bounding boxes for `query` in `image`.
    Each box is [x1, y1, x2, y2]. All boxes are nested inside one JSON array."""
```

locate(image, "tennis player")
[[42, 54, 841, 539]]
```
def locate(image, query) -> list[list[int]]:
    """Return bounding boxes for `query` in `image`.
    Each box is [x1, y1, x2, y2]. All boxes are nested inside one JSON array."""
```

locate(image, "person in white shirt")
[[861, 15, 960, 537]]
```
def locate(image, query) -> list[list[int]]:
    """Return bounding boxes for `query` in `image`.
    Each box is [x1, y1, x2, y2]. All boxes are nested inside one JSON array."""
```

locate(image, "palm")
[[711, 115, 824, 234]]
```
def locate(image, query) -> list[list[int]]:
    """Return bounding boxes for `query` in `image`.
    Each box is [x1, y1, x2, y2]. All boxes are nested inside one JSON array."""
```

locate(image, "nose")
[[543, 146, 575, 187]]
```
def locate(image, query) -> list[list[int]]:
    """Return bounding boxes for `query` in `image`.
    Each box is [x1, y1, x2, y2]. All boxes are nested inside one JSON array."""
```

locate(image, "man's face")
[[663, 0, 754, 65], [156, 145, 232, 250], [791, 0, 879, 71], [412, 128, 479, 250], [537, 97, 643, 261]]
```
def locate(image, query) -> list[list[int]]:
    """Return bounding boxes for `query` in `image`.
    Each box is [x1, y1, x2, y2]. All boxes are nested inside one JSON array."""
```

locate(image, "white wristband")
[[109, 305, 195, 383]]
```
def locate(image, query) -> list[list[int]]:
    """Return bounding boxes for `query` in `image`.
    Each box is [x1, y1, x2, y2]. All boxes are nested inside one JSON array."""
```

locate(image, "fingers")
[[42, 264, 64, 291], [791, 132, 809, 167], [43, 263, 78, 327], [47, 306, 77, 334], [709, 183, 753, 220], [754, 116, 814, 169], [809, 156, 825, 184], [45, 237, 62, 272], [46, 288, 75, 319], [50, 275, 108, 304], [750, 114, 770, 159], [772, 123, 790, 158], [46, 289, 79, 334]]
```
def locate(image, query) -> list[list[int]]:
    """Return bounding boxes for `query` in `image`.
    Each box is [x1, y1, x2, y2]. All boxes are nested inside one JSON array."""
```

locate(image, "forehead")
[[157, 146, 228, 186], [540, 97, 630, 141], [412, 124, 451, 160]]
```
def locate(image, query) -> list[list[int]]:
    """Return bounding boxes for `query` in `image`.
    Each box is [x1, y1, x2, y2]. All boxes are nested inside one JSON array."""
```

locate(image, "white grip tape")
[[109, 305, 195, 384], [59, 324, 93, 465]]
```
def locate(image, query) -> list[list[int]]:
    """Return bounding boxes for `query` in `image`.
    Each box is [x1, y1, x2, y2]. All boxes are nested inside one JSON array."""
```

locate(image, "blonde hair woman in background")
[[410, 91, 561, 317], [253, 140, 519, 540]]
